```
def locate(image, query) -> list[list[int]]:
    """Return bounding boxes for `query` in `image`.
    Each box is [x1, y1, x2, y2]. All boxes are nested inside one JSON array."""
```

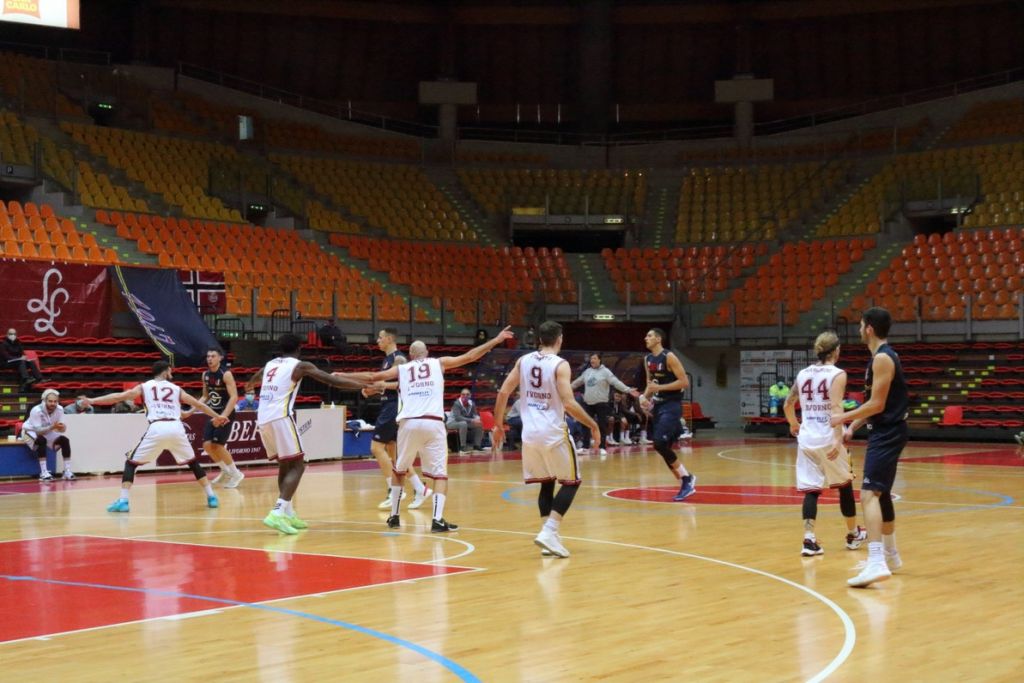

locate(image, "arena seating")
[[940, 98, 1024, 143], [842, 227, 1023, 322], [455, 149, 548, 165], [678, 161, 849, 243], [601, 243, 766, 305], [457, 168, 645, 217], [96, 210, 430, 322], [273, 154, 474, 240], [0, 52, 84, 117], [1, 200, 118, 264], [333, 234, 575, 325], [704, 237, 875, 326]]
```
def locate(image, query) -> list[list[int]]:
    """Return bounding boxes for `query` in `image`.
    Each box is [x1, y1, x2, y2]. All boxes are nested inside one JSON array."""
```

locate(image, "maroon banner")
[[0, 259, 111, 338], [156, 412, 266, 466]]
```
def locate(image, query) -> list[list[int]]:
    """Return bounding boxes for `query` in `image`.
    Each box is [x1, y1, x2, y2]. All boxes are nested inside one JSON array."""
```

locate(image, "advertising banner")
[[0, 0, 80, 29], [0, 258, 110, 337]]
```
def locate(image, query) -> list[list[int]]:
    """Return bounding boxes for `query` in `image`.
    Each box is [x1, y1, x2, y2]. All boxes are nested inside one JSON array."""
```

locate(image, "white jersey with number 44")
[[397, 357, 445, 420], [141, 379, 182, 421], [794, 363, 845, 448], [257, 356, 302, 425], [519, 352, 568, 446]]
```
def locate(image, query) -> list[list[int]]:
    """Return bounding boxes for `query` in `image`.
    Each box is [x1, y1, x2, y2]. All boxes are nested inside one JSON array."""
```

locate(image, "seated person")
[[63, 394, 94, 415], [317, 319, 347, 350], [447, 388, 483, 453], [24, 389, 73, 481], [609, 391, 642, 445], [235, 390, 260, 411], [2, 328, 43, 392], [504, 390, 523, 448]]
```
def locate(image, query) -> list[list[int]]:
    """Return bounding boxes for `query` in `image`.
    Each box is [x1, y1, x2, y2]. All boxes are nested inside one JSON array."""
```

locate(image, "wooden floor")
[[1, 431, 1021, 682]]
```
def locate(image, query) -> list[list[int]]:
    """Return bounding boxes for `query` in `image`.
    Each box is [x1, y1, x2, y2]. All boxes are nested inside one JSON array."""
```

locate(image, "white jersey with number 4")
[[794, 363, 845, 448], [520, 352, 568, 446], [397, 357, 444, 421], [257, 357, 302, 425], [141, 379, 182, 421]]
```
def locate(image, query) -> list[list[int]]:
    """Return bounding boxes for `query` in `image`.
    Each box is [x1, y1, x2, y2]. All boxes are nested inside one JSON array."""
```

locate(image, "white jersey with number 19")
[[257, 356, 302, 426], [397, 357, 444, 421], [141, 379, 182, 421], [519, 352, 568, 447]]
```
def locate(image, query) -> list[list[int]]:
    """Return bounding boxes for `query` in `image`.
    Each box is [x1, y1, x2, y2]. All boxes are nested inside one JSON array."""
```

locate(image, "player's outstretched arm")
[[181, 391, 226, 424], [299, 362, 371, 391], [440, 326, 514, 370], [87, 385, 143, 407], [243, 365, 267, 394]]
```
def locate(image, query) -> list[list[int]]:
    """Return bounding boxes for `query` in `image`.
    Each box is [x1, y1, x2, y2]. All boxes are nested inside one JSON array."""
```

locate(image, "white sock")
[[673, 463, 689, 479], [283, 500, 294, 516], [409, 472, 426, 496], [882, 532, 897, 552], [433, 492, 446, 520], [272, 498, 287, 516], [867, 541, 884, 564], [804, 531, 815, 541], [390, 485, 403, 517], [640, 430, 647, 439], [119, 487, 130, 501], [203, 483, 214, 497], [385, 477, 392, 494], [543, 517, 560, 533]]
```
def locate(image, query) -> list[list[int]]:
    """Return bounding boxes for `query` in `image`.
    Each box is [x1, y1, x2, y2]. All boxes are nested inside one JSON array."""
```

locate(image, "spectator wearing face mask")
[[2, 328, 44, 392], [63, 394, 95, 414], [236, 391, 260, 411]]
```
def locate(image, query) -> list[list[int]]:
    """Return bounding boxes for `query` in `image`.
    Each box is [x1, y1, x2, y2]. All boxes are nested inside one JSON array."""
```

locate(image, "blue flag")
[[112, 265, 219, 366]]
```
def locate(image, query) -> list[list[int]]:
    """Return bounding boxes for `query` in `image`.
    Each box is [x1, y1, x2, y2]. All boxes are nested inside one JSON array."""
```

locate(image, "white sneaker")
[[377, 490, 403, 509], [39, 471, 53, 481], [534, 528, 570, 558], [847, 561, 892, 587], [845, 526, 867, 550], [680, 430, 693, 441], [599, 448, 608, 456], [408, 487, 432, 510], [62, 470, 76, 481], [885, 551, 903, 572], [606, 437, 618, 446], [224, 470, 245, 489], [638, 437, 652, 445], [578, 447, 590, 454], [210, 470, 226, 485]]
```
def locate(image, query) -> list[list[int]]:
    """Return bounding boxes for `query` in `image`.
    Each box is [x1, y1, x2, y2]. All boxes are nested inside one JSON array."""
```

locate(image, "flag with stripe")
[[179, 270, 226, 314]]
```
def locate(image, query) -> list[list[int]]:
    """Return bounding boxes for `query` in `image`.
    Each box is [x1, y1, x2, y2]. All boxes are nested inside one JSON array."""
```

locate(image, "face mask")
[[245, 394, 255, 401], [6, 334, 15, 341]]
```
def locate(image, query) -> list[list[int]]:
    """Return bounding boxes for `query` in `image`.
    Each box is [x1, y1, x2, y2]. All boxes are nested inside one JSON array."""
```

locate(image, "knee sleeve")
[[538, 480, 555, 518], [187, 460, 206, 480], [551, 483, 579, 517], [879, 491, 895, 522], [802, 491, 820, 520], [656, 443, 678, 468], [838, 484, 857, 518], [54, 436, 71, 457], [122, 460, 139, 484], [33, 437, 47, 459]]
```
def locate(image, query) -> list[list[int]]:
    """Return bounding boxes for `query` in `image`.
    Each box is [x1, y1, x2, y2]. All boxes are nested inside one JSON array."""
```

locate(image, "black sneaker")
[[431, 518, 459, 533], [801, 538, 824, 556], [386, 515, 400, 529]]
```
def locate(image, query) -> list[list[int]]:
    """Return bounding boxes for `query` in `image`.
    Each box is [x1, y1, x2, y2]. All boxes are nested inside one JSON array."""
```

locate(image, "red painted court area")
[[607, 485, 863, 505], [901, 449, 1024, 467], [0, 536, 471, 643]]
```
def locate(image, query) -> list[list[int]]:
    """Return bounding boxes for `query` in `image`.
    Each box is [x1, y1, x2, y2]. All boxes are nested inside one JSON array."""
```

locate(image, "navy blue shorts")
[[373, 401, 399, 443], [651, 400, 682, 444], [203, 418, 231, 445], [862, 421, 908, 493]]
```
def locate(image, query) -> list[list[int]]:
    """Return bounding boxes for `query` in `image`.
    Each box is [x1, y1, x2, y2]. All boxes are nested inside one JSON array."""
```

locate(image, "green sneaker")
[[286, 514, 308, 530], [263, 512, 298, 535]]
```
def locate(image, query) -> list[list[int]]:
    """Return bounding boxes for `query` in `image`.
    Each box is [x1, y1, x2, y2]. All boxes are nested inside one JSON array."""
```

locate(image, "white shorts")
[[396, 417, 448, 480], [797, 442, 853, 492], [129, 420, 194, 465], [259, 416, 304, 461], [522, 431, 581, 485]]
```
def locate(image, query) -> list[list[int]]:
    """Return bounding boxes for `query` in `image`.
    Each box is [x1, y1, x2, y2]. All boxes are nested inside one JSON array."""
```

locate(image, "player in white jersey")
[[244, 333, 370, 535], [783, 331, 865, 556], [492, 321, 600, 558], [24, 389, 72, 481], [370, 327, 513, 532], [85, 361, 227, 513]]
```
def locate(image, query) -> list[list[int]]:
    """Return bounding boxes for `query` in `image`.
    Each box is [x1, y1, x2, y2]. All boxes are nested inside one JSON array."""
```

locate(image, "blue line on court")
[[1, 574, 480, 682]]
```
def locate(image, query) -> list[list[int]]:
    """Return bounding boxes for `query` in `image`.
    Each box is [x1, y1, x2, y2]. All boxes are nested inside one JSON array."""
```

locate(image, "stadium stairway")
[[316, 234, 476, 336], [796, 155, 889, 241], [643, 169, 687, 248], [76, 210, 158, 265], [564, 253, 617, 310], [422, 166, 500, 246], [793, 230, 905, 333], [265, 154, 373, 234]]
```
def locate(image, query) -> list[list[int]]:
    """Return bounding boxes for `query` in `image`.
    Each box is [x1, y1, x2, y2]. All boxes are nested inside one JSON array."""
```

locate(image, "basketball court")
[[1, 432, 1021, 681]]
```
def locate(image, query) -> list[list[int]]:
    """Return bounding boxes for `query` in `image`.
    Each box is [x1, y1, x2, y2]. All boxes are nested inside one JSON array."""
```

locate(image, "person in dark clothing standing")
[[832, 307, 909, 588]]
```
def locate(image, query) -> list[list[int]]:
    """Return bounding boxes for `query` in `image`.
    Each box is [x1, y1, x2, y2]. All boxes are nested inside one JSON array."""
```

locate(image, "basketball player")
[[492, 320, 601, 558], [643, 328, 696, 501], [86, 361, 227, 513], [24, 389, 72, 481], [831, 307, 909, 587], [783, 331, 866, 557], [365, 328, 431, 512], [198, 348, 244, 488], [371, 326, 513, 532], [245, 334, 370, 535]]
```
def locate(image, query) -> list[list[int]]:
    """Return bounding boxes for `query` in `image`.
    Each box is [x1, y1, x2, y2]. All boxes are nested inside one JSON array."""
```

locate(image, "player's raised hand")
[[495, 326, 515, 343]]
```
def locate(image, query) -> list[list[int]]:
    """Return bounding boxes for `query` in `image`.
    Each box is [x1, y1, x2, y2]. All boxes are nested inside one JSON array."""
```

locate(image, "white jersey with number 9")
[[519, 352, 568, 446]]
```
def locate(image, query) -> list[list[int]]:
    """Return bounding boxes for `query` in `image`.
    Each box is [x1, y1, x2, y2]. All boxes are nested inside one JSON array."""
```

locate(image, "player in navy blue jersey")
[[832, 307, 909, 587], [643, 328, 696, 502]]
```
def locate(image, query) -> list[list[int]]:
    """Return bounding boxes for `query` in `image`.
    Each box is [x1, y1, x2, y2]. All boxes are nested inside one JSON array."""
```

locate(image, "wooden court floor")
[[1, 431, 1021, 682]]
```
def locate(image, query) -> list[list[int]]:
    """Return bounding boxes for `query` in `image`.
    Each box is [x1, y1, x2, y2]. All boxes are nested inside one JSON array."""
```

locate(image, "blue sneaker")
[[673, 475, 697, 502], [107, 499, 130, 513], [207, 495, 219, 509]]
